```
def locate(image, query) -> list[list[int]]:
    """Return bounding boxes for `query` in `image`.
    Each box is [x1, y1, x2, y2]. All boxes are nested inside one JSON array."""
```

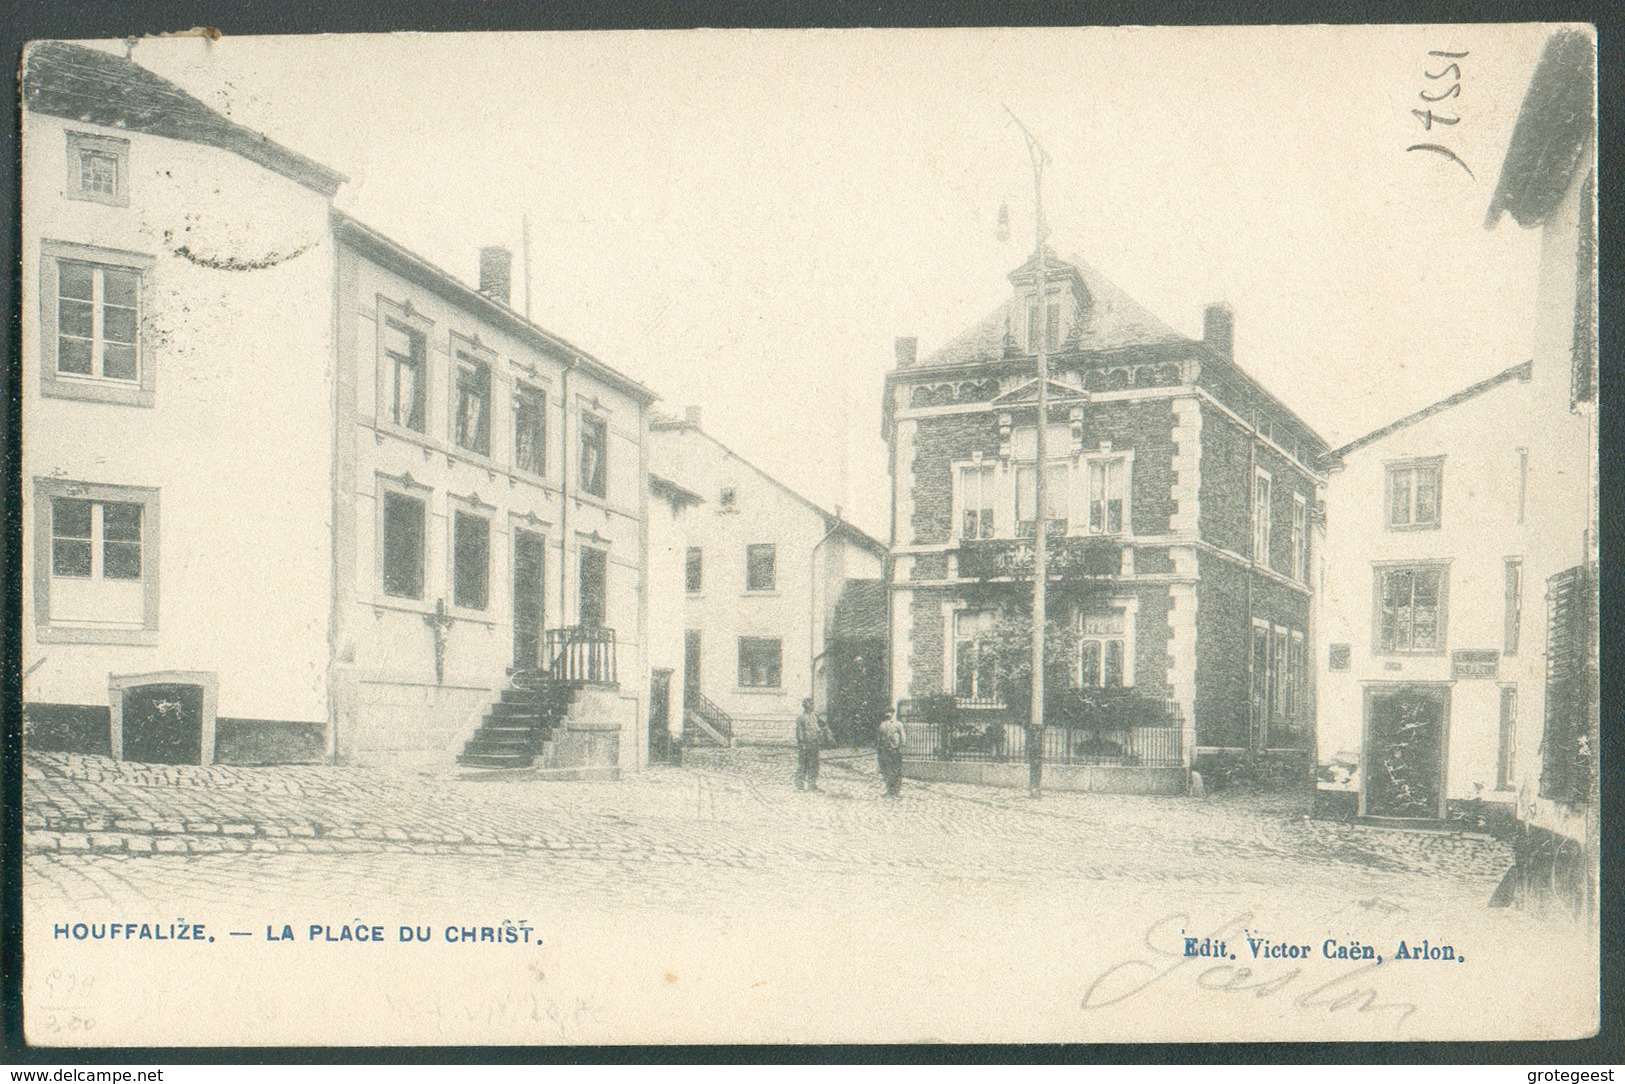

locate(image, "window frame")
[[449, 334, 495, 459], [375, 299, 432, 437], [1077, 605, 1132, 690], [379, 485, 429, 603], [737, 636, 784, 689], [579, 411, 609, 499], [1384, 457, 1444, 531], [577, 546, 608, 629], [685, 546, 703, 594], [1290, 492, 1308, 582], [513, 381, 547, 477], [1084, 451, 1131, 536], [1504, 557, 1523, 656], [38, 239, 156, 407], [1015, 459, 1070, 537], [950, 609, 1001, 705], [954, 460, 998, 541], [449, 505, 492, 613], [1252, 467, 1273, 568], [1372, 561, 1450, 656], [65, 130, 130, 207], [32, 477, 160, 645], [745, 543, 777, 593], [1496, 685, 1518, 791]]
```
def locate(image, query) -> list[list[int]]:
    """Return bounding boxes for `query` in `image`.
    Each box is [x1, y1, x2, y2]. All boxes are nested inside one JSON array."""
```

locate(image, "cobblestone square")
[[22, 748, 1594, 1045]]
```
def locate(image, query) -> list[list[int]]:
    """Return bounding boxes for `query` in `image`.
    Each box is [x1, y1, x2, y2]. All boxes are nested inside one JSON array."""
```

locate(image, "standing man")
[[795, 698, 831, 791], [875, 705, 906, 798]]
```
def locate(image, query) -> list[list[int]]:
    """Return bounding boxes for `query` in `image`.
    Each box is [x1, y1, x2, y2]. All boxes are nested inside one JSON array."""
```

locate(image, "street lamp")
[[1005, 105, 1051, 800]]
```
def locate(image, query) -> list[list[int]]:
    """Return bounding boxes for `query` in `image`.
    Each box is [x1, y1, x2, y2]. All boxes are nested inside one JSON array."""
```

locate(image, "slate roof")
[[23, 41, 346, 197], [919, 253, 1188, 368], [1484, 28, 1595, 230]]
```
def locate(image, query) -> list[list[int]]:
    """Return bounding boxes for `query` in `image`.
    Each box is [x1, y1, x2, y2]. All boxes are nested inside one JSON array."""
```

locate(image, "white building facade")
[[647, 412, 887, 746]]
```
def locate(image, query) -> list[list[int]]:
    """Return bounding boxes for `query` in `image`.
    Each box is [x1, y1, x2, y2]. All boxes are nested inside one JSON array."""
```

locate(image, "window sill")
[[735, 685, 787, 695], [36, 624, 157, 646], [40, 375, 153, 408], [742, 590, 780, 598], [1385, 522, 1442, 532]]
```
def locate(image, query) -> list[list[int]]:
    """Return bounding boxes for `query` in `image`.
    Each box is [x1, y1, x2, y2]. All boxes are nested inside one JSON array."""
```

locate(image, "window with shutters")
[[1539, 564, 1595, 804]]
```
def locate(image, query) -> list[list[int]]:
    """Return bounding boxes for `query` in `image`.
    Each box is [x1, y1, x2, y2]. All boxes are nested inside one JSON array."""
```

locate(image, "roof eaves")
[[331, 210, 657, 407], [1323, 360, 1533, 464]]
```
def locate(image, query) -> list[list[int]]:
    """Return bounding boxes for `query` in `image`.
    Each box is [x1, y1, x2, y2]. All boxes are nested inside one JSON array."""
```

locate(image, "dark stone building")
[[882, 250, 1327, 784]]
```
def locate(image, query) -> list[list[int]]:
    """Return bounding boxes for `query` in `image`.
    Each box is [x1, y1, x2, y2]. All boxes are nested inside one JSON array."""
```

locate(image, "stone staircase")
[[684, 692, 734, 748], [456, 679, 575, 770]]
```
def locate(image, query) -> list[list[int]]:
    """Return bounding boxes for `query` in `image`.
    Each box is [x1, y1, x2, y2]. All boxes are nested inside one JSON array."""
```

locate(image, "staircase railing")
[[685, 691, 734, 746], [545, 625, 617, 686]]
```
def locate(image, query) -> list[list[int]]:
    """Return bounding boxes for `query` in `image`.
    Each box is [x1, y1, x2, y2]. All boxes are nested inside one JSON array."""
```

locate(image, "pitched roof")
[[649, 473, 704, 508], [648, 416, 888, 556], [1323, 360, 1532, 464], [1484, 28, 1595, 230], [23, 41, 345, 197], [919, 254, 1187, 368], [332, 211, 657, 406]]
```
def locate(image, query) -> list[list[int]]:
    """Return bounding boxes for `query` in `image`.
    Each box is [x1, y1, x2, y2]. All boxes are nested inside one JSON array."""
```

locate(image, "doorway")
[[513, 529, 546, 669], [1363, 684, 1449, 819]]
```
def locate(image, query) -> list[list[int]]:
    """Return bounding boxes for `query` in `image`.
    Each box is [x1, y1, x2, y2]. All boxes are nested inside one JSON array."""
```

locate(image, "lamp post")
[[1006, 106, 1051, 799]]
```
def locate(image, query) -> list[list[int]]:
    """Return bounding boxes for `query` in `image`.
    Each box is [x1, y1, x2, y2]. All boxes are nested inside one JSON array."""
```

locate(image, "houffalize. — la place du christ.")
[[15, 23, 1599, 1046]]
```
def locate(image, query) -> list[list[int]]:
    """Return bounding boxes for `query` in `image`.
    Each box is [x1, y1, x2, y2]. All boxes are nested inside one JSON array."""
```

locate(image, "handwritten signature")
[[1080, 911, 1417, 1037]]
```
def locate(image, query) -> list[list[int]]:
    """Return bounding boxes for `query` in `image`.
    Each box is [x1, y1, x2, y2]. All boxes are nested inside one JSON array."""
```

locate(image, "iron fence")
[[896, 695, 1184, 768]]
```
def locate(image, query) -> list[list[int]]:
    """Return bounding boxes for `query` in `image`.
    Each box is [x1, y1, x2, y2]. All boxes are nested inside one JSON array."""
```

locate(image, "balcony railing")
[[545, 625, 617, 686], [897, 694, 1183, 768], [956, 535, 1122, 580]]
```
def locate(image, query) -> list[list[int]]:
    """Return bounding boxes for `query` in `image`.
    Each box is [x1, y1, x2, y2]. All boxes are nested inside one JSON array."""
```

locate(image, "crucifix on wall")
[[424, 598, 456, 684]]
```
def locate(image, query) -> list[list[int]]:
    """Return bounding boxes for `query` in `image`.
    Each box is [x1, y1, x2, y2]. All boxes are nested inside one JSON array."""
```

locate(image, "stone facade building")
[[883, 250, 1327, 785]]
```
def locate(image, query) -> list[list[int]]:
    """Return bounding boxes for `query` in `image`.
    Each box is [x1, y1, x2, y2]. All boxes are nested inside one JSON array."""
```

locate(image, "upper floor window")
[[1026, 296, 1061, 352], [746, 543, 776, 592], [1087, 456, 1127, 535], [685, 547, 703, 593], [1386, 458, 1442, 530], [1504, 558, 1523, 655], [1290, 493, 1308, 582], [719, 486, 738, 510], [382, 318, 426, 433], [957, 463, 997, 540], [1253, 469, 1273, 566], [1015, 461, 1068, 537], [33, 478, 159, 644], [65, 131, 129, 206], [514, 383, 546, 475], [39, 241, 155, 407], [579, 413, 608, 498], [452, 347, 491, 456], [1375, 564, 1447, 654]]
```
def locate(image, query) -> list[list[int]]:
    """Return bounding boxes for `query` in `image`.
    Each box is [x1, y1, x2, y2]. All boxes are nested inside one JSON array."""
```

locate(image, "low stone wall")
[[902, 758, 1188, 795]]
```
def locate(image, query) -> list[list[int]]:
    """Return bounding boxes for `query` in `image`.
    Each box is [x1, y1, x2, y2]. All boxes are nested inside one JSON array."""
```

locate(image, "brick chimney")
[[894, 336, 918, 368], [1203, 302, 1234, 358], [684, 405, 702, 429], [478, 246, 512, 306]]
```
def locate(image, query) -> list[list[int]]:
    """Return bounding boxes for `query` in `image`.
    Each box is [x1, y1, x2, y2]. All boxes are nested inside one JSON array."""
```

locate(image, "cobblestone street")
[[22, 748, 1594, 1046]]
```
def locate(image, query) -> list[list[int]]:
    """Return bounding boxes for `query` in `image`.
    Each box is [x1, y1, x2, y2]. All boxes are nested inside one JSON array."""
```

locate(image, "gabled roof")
[[23, 41, 346, 197], [648, 415, 888, 556], [919, 254, 1187, 369], [1323, 360, 1532, 464], [332, 211, 657, 407], [992, 376, 1086, 407], [1485, 28, 1595, 230]]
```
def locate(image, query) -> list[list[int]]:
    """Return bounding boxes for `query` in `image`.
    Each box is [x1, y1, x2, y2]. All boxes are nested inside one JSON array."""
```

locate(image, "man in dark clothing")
[[795, 698, 831, 791], [875, 706, 905, 797]]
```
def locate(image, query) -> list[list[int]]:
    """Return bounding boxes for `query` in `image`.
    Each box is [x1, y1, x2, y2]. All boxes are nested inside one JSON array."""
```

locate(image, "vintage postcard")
[[16, 24, 1598, 1046]]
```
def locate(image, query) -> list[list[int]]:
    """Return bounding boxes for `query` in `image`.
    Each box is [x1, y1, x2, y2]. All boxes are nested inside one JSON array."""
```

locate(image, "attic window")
[[1026, 296, 1062, 352], [66, 131, 129, 207], [720, 487, 737, 510]]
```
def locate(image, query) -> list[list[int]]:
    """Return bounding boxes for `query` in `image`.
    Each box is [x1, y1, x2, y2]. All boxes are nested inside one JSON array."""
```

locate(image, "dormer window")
[[1026, 294, 1063, 352]]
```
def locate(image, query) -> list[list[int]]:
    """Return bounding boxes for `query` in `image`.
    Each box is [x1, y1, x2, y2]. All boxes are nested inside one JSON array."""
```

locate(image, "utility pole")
[[1006, 106, 1050, 799]]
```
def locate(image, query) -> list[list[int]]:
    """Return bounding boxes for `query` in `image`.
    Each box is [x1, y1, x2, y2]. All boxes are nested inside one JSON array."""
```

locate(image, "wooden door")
[[1363, 685, 1449, 819], [512, 529, 546, 668]]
